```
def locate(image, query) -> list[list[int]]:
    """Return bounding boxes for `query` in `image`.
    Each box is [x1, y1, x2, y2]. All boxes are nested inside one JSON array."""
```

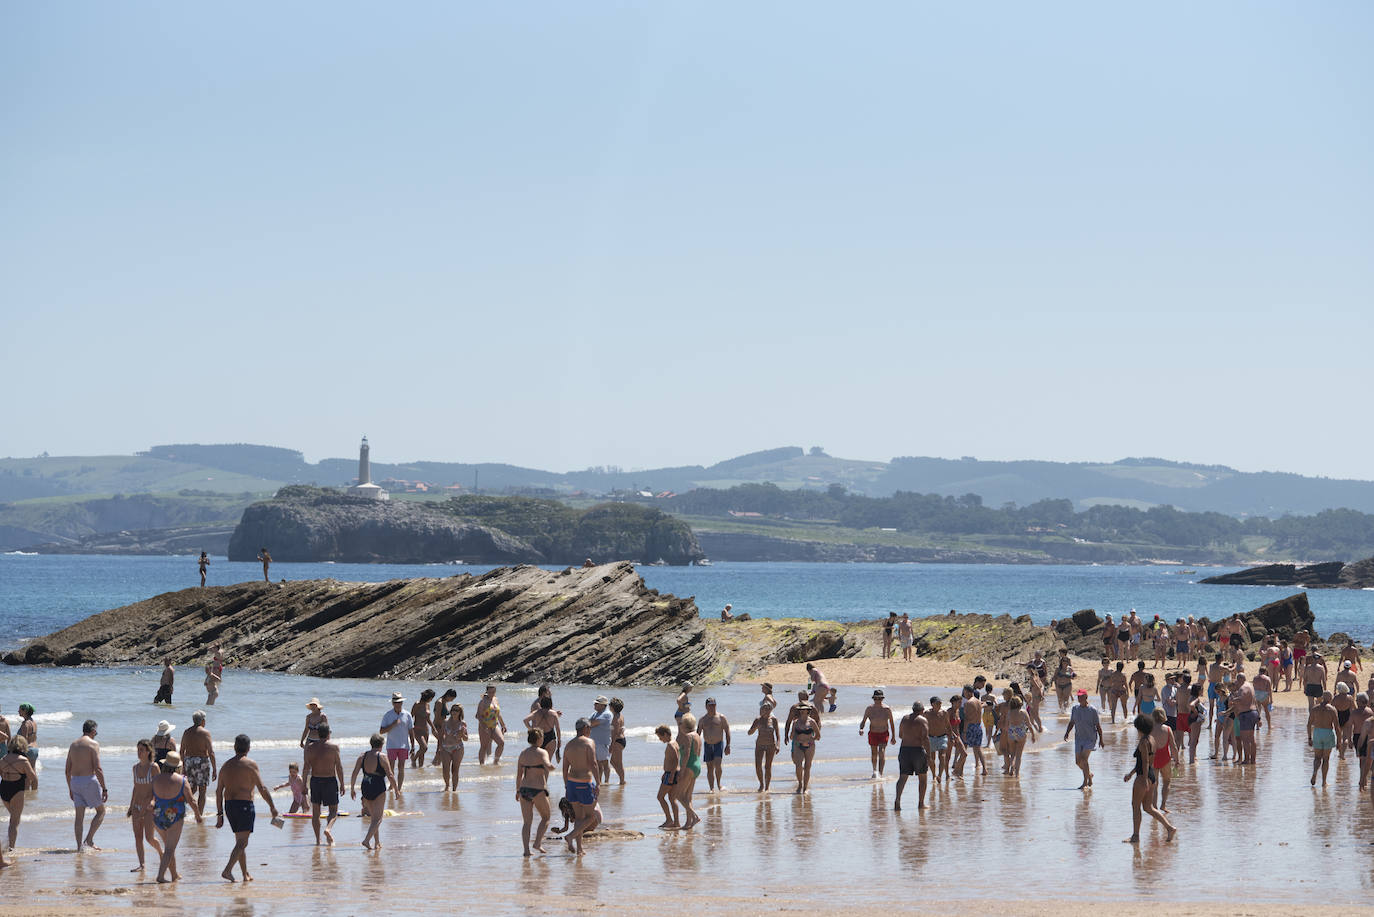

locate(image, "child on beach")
[[275, 763, 307, 813]]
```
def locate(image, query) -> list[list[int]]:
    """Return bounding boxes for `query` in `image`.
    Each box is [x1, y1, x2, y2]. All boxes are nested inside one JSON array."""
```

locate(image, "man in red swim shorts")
[[379, 692, 416, 792], [860, 689, 896, 778]]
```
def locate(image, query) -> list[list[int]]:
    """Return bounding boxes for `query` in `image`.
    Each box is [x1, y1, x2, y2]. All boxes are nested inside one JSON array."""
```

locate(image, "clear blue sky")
[[4, 3, 1371, 477]]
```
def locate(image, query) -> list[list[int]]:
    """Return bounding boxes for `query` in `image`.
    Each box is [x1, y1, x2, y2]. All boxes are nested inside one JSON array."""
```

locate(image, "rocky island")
[[227, 487, 705, 565], [1199, 556, 1374, 589]]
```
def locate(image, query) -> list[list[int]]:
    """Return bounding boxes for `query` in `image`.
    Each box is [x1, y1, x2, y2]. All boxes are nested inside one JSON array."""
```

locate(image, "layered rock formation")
[[6, 563, 717, 686], [1200, 558, 1374, 589]]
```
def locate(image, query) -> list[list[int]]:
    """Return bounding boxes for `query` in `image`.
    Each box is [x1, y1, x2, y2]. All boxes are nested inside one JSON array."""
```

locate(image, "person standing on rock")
[[1065, 690, 1102, 789], [859, 689, 895, 779], [257, 547, 271, 583], [65, 719, 108, 851], [198, 551, 210, 587], [154, 657, 175, 705], [477, 686, 506, 766], [379, 693, 415, 792]]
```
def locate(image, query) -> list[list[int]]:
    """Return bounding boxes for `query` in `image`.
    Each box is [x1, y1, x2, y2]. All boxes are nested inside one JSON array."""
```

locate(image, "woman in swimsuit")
[[431, 688, 456, 767], [476, 686, 505, 766], [1025, 670, 1045, 734], [439, 704, 469, 791], [1122, 714, 1176, 845], [1, 735, 38, 856], [675, 684, 693, 721], [675, 713, 703, 829], [350, 734, 398, 849], [1053, 653, 1075, 710], [1138, 674, 1159, 717], [759, 683, 777, 712], [411, 689, 435, 769], [948, 695, 967, 777], [514, 728, 553, 855], [1210, 685, 1233, 761], [150, 751, 202, 884], [15, 706, 37, 768], [1185, 687, 1207, 764], [151, 721, 177, 764], [300, 699, 328, 751], [1149, 709, 1176, 812], [748, 699, 780, 792], [785, 704, 820, 795], [608, 698, 627, 786], [1003, 696, 1034, 777], [125, 739, 162, 872], [1279, 642, 1294, 691]]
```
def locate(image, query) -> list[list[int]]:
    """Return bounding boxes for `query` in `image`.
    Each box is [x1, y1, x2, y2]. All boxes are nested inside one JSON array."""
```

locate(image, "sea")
[[1, 554, 1372, 912]]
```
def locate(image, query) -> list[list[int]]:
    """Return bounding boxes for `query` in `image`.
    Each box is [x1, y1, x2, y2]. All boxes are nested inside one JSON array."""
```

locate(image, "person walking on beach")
[[215, 734, 279, 881], [527, 696, 561, 764], [126, 739, 161, 872], [65, 719, 107, 851], [1065, 690, 1102, 789], [303, 723, 344, 846], [655, 725, 681, 826], [674, 714, 703, 825], [1229, 674, 1259, 765], [695, 697, 730, 791], [897, 614, 914, 662], [748, 700, 779, 791], [477, 685, 506, 766], [1307, 691, 1339, 787], [882, 612, 896, 659], [1003, 695, 1034, 777], [198, 551, 210, 587], [151, 751, 202, 883], [514, 728, 553, 856], [805, 663, 832, 712], [431, 688, 456, 767], [894, 701, 932, 811], [1149, 709, 1176, 811], [562, 718, 603, 851], [1303, 652, 1329, 710], [411, 689, 435, 768], [154, 657, 174, 705], [608, 697, 627, 785], [181, 710, 217, 815], [960, 687, 986, 775], [924, 697, 953, 781], [1, 736, 38, 855], [300, 698, 328, 751], [1052, 650, 1075, 710], [860, 689, 896, 778], [349, 734, 397, 850], [589, 696, 613, 785], [257, 547, 271, 582], [379, 692, 415, 792], [438, 703, 469, 790], [1123, 715, 1176, 845], [784, 703, 819, 795]]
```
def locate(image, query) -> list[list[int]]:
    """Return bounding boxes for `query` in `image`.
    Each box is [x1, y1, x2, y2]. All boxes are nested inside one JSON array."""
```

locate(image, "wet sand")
[[2, 666, 1373, 916]]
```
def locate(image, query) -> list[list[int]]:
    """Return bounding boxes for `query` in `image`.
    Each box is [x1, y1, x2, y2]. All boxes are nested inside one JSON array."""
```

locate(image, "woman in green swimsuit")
[[675, 714, 702, 830]]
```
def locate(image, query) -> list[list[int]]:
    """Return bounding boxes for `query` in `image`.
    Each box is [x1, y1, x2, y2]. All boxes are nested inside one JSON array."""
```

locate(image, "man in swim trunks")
[[302, 723, 344, 846], [154, 657, 175, 705], [894, 701, 932, 811], [859, 689, 896, 778], [1229, 673, 1259, 765], [181, 710, 217, 815], [215, 734, 278, 882], [1303, 652, 1329, 711], [924, 697, 953, 781], [64, 719, 107, 850], [1064, 690, 1102, 789], [1339, 638, 1362, 675], [1293, 629, 1311, 670], [696, 697, 731, 791], [1307, 691, 1339, 787], [561, 718, 601, 854], [379, 692, 415, 792], [588, 696, 614, 785], [960, 687, 986, 775], [897, 614, 914, 662], [1102, 614, 1118, 661], [1126, 610, 1143, 661], [1252, 666, 1274, 730]]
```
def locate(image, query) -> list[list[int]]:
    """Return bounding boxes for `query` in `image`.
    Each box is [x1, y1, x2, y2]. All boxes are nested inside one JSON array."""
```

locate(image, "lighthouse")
[[349, 436, 389, 500]]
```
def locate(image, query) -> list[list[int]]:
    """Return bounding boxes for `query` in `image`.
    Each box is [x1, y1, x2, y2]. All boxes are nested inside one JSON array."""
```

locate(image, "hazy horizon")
[[5, 3, 1371, 478]]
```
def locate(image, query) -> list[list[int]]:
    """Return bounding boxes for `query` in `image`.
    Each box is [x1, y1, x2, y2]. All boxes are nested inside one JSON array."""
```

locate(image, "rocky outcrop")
[[1200, 562, 1346, 587], [5, 563, 718, 686], [228, 498, 542, 564], [696, 531, 1053, 564], [228, 489, 705, 566], [911, 612, 1066, 677]]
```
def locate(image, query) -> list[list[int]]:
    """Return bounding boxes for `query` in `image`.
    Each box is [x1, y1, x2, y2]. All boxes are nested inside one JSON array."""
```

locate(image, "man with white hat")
[[588, 696, 613, 783], [379, 692, 415, 792]]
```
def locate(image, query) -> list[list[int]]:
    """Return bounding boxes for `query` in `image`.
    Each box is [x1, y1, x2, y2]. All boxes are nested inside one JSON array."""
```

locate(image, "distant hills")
[[5, 443, 1374, 518]]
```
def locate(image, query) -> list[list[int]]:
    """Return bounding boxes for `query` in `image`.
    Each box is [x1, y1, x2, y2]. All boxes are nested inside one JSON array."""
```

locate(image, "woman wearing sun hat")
[[151, 721, 177, 764], [300, 699, 328, 750]]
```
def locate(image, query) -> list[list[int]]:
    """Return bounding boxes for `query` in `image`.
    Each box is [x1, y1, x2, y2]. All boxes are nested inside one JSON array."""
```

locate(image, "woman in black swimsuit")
[[349, 734, 397, 849], [514, 728, 553, 856], [608, 698, 627, 785], [1122, 714, 1176, 845], [1, 735, 39, 854]]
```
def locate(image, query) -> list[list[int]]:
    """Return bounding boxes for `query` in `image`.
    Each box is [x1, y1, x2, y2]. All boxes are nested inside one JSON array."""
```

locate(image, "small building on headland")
[[349, 436, 389, 501]]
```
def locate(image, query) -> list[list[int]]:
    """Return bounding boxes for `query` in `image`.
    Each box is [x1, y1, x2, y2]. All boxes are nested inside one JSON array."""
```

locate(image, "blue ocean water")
[[2, 553, 1372, 650]]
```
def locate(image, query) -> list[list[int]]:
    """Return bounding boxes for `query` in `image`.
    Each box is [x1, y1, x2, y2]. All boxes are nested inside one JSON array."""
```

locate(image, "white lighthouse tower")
[[349, 435, 389, 501]]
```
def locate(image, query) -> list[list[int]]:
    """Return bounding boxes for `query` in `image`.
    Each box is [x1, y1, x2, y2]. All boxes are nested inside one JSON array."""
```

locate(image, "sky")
[[3, 3, 1372, 478]]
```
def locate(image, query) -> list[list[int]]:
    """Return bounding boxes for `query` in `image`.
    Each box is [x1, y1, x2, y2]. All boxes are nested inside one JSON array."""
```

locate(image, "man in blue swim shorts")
[[960, 687, 986, 775], [698, 698, 732, 791], [562, 718, 602, 854]]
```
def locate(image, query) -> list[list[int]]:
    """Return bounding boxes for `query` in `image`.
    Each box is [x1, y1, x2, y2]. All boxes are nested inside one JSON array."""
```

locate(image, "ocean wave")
[[3, 550, 37, 556], [33, 711, 74, 725]]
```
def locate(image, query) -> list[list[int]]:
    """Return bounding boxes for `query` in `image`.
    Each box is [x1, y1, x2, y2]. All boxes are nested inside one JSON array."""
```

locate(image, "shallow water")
[[2, 667, 1372, 912]]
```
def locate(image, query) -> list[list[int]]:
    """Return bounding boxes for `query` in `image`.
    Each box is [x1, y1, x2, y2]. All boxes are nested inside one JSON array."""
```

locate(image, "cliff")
[[5, 563, 718, 686], [1199, 558, 1374, 589], [228, 489, 704, 565]]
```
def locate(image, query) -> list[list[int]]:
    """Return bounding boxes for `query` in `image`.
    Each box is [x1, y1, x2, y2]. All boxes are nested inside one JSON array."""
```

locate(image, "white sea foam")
[[3, 550, 37, 556], [33, 711, 74, 725]]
